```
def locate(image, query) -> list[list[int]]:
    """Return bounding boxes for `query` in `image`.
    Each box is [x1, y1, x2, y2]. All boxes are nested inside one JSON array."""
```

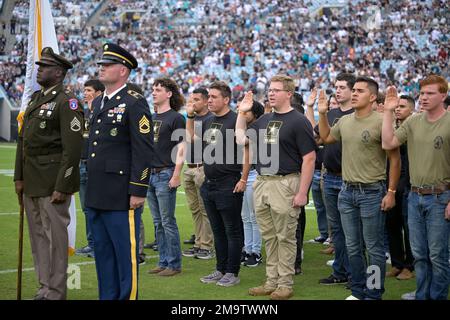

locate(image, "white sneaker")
[[345, 295, 360, 300], [386, 253, 391, 265], [323, 237, 332, 246], [326, 259, 334, 267], [401, 290, 416, 300]]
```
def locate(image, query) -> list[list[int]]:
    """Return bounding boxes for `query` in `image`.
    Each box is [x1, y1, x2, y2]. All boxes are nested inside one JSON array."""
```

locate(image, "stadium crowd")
[[1, 0, 448, 108]]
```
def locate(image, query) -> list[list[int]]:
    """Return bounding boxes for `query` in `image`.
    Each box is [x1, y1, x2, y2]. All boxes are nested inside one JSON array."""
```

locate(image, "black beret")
[[97, 43, 138, 70], [35, 47, 73, 70]]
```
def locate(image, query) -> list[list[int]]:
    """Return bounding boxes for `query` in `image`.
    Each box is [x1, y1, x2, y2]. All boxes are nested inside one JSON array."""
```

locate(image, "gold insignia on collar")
[[139, 115, 150, 134], [116, 95, 121, 100]]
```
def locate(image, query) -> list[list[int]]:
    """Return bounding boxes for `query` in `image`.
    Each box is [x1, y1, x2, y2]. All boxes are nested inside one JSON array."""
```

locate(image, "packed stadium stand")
[[0, 0, 448, 140]]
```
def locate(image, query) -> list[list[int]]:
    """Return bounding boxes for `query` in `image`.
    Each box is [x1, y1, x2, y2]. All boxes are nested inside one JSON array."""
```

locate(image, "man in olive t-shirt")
[[319, 77, 400, 300], [382, 74, 449, 300]]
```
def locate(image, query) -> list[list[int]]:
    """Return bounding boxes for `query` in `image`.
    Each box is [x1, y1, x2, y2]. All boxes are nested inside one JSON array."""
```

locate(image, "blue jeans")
[[79, 160, 94, 248], [408, 190, 449, 300], [339, 181, 386, 300], [201, 175, 243, 274], [241, 169, 261, 255], [322, 173, 350, 280], [147, 168, 182, 270], [312, 169, 328, 239]]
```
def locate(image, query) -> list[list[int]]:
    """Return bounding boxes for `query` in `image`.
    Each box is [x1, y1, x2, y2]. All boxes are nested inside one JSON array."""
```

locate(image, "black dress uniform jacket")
[[85, 87, 154, 211], [14, 83, 84, 197]]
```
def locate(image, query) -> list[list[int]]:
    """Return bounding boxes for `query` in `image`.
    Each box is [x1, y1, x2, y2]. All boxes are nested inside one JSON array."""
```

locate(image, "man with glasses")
[[236, 75, 316, 300]]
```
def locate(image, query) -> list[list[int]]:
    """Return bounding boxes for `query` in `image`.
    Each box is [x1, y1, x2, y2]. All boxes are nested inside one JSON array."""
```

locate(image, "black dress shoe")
[[144, 241, 157, 249], [183, 234, 195, 245]]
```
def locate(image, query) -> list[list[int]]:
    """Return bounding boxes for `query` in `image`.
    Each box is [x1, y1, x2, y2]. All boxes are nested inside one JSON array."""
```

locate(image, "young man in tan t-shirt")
[[318, 76, 400, 300], [382, 74, 450, 300]]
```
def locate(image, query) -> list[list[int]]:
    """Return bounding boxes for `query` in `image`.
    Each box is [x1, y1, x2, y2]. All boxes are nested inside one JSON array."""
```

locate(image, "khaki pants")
[[23, 195, 71, 300], [253, 174, 300, 289], [183, 166, 213, 250]]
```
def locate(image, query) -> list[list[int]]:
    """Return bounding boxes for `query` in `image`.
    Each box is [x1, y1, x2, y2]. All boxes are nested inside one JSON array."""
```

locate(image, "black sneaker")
[[152, 244, 158, 251], [144, 241, 157, 249], [295, 266, 303, 275], [244, 253, 262, 267], [183, 234, 196, 245], [195, 249, 215, 260], [240, 251, 250, 265], [182, 247, 199, 257], [319, 274, 348, 285], [345, 279, 352, 290], [138, 255, 146, 265]]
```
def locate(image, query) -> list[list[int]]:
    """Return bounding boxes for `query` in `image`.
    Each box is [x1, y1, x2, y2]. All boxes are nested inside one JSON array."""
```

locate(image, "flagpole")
[[16, 199, 24, 300]]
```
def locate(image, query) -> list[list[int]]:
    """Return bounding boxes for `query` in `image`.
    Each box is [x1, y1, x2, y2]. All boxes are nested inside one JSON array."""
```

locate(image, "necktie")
[[101, 96, 109, 110]]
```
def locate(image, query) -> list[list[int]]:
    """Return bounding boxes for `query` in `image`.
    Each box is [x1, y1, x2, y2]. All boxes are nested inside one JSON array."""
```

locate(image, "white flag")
[[19, 0, 77, 256]]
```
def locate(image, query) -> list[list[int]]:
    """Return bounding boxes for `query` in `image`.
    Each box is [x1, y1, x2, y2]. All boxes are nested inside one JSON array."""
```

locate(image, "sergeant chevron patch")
[[140, 168, 149, 181], [64, 166, 73, 178], [70, 117, 81, 132], [139, 115, 150, 134]]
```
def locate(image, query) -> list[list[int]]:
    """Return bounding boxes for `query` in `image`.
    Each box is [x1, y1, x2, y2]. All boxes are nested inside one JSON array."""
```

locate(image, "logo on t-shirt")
[[153, 120, 162, 142], [264, 121, 282, 144], [361, 130, 371, 144], [331, 117, 341, 126], [206, 123, 223, 145], [434, 136, 443, 149]]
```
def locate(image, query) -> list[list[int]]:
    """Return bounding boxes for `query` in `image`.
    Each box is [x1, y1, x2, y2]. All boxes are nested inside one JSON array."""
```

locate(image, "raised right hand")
[[306, 88, 318, 107], [384, 86, 399, 112], [238, 91, 253, 112], [317, 90, 328, 114], [186, 94, 195, 116]]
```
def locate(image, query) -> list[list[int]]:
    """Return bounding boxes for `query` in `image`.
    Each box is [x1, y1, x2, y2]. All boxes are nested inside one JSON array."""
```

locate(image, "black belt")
[[187, 163, 203, 168], [344, 181, 384, 188], [150, 167, 173, 174], [206, 175, 240, 183], [324, 168, 342, 176]]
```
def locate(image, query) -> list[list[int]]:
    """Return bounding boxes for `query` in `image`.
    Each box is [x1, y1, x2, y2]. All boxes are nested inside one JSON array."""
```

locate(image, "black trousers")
[[295, 206, 306, 268], [201, 175, 244, 275], [386, 190, 414, 271]]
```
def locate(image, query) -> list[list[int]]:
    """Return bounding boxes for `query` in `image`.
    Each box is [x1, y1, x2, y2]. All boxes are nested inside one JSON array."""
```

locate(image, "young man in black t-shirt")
[[314, 73, 355, 286], [182, 88, 214, 260], [146, 78, 185, 277], [236, 75, 316, 300], [186, 81, 249, 287]]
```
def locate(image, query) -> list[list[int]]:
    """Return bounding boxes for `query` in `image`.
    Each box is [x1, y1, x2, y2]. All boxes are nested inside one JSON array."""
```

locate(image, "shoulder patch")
[[139, 115, 150, 134], [128, 90, 144, 99], [69, 99, 78, 110]]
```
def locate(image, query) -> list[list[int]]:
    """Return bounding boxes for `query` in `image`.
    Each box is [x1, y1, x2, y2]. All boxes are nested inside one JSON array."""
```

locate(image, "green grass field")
[[0, 142, 418, 300]]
